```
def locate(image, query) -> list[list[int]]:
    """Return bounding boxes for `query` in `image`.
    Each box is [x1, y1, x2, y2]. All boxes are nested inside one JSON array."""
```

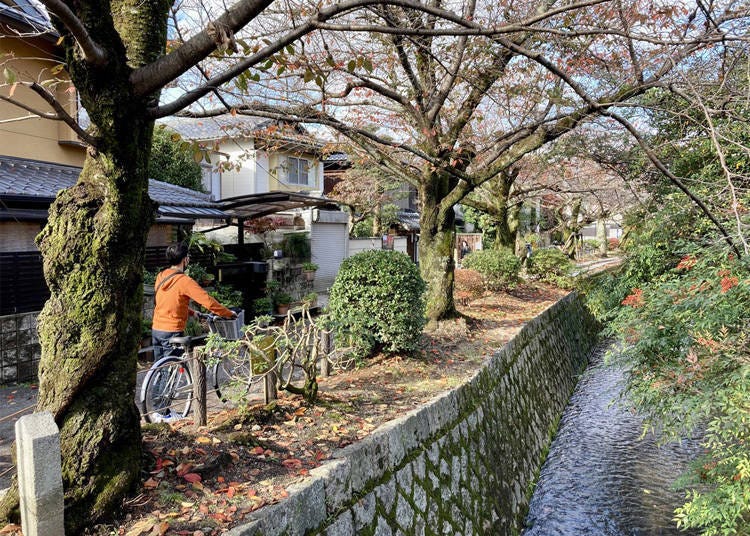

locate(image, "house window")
[[287, 157, 311, 186]]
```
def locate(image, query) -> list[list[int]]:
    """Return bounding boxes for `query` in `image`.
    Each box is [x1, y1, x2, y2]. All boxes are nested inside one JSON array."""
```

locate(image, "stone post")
[[16, 411, 64, 536]]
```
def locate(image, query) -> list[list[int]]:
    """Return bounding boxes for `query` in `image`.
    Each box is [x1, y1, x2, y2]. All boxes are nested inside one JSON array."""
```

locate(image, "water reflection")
[[523, 344, 701, 536]]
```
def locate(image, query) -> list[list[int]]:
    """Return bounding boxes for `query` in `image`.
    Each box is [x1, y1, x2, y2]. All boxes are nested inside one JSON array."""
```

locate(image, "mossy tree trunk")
[[0, 2, 168, 532], [418, 170, 459, 326]]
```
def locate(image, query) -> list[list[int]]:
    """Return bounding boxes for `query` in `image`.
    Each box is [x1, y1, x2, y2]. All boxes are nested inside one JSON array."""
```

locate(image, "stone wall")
[[227, 292, 600, 536], [0, 312, 41, 383], [1, 296, 154, 385]]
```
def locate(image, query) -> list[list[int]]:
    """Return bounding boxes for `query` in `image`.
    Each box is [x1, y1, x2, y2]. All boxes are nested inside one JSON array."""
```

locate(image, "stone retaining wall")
[[228, 292, 599, 536]]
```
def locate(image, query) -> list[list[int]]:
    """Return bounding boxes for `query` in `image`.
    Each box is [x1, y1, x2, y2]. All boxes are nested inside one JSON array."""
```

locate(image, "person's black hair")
[[165, 242, 189, 265]]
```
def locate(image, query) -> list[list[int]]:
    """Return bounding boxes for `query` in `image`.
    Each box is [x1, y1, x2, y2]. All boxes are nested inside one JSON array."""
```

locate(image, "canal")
[[523, 342, 702, 536]]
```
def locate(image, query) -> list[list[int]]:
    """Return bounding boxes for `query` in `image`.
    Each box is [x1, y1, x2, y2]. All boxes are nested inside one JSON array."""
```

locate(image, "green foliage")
[[328, 250, 426, 358], [143, 269, 157, 286], [283, 233, 311, 261], [207, 283, 243, 308], [302, 262, 319, 271], [599, 243, 750, 534], [461, 248, 521, 291], [351, 216, 375, 238], [185, 263, 211, 283], [149, 127, 204, 192], [527, 248, 575, 288], [252, 297, 273, 317], [188, 232, 227, 266]]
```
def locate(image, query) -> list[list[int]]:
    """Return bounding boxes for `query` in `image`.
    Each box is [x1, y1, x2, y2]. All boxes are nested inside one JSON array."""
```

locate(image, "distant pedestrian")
[[523, 242, 533, 267], [459, 240, 470, 260]]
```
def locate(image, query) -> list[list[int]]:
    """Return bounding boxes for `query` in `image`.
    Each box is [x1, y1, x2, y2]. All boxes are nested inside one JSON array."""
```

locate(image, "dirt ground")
[[2, 283, 569, 536]]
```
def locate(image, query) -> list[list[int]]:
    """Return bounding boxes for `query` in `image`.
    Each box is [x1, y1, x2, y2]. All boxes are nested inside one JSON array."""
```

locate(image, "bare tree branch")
[[0, 83, 94, 144], [38, 0, 107, 66], [605, 108, 742, 259]]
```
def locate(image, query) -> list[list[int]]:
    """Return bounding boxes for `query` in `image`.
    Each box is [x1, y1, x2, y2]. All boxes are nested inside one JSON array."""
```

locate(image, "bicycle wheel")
[[141, 357, 193, 422], [212, 347, 253, 403]]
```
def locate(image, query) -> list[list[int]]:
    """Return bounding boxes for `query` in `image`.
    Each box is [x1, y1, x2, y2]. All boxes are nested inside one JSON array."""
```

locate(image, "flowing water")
[[523, 343, 702, 536]]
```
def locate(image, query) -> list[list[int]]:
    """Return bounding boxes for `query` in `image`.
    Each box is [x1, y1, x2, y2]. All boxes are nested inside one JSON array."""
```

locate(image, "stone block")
[[325, 510, 354, 536], [395, 493, 414, 531], [16, 411, 63, 536], [334, 434, 390, 492], [352, 491, 376, 530], [309, 458, 352, 514]]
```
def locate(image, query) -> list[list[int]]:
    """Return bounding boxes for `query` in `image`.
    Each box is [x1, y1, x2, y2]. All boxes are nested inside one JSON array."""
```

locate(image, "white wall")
[[348, 237, 408, 256], [219, 138, 256, 199]]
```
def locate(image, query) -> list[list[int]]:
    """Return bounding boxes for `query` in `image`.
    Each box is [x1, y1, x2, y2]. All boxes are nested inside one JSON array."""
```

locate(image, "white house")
[[159, 115, 325, 201]]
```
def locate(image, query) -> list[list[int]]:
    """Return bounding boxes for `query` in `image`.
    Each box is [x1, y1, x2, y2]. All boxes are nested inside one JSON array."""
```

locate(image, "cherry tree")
[[0, 0, 480, 530], [194, 0, 748, 323]]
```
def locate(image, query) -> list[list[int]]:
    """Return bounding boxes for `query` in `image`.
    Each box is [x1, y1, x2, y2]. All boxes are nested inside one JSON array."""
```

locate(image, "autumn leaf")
[[183, 472, 202, 483], [281, 458, 302, 469], [125, 518, 156, 536], [175, 463, 193, 477], [151, 521, 169, 536], [143, 477, 159, 489]]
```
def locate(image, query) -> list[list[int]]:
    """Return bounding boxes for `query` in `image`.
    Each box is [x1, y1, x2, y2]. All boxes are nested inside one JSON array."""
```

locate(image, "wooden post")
[[264, 348, 278, 403], [192, 348, 207, 426], [319, 331, 330, 378]]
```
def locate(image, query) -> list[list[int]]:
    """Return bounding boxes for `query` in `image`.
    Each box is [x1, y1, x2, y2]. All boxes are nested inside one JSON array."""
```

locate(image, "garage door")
[[310, 220, 348, 291]]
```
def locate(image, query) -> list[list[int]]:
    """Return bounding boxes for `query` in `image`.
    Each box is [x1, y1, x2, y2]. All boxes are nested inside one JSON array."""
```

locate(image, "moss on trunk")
[[418, 174, 459, 325]]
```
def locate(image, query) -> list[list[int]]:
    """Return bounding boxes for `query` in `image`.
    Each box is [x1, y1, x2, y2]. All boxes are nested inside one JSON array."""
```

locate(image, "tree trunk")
[[596, 218, 608, 257], [418, 175, 458, 326], [494, 203, 520, 250], [0, 142, 155, 531], [0, 5, 166, 527]]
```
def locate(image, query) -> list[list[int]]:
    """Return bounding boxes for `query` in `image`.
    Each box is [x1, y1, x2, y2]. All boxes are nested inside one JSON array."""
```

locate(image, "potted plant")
[[253, 297, 273, 317], [275, 292, 293, 315], [302, 261, 319, 281], [302, 292, 318, 307]]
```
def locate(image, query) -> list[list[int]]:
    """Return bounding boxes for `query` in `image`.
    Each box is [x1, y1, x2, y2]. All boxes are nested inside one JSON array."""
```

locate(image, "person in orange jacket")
[[151, 242, 235, 359]]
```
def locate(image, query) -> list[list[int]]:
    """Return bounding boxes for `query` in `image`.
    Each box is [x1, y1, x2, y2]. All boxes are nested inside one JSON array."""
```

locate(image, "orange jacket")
[[151, 269, 234, 332]]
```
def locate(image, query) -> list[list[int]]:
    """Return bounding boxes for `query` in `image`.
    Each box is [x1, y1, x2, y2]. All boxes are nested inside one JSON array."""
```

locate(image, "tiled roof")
[[0, 155, 225, 216], [159, 115, 325, 154], [0, 0, 51, 32], [159, 115, 273, 141]]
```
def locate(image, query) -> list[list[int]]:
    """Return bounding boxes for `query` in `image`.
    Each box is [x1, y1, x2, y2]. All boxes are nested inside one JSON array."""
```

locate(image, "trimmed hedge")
[[527, 248, 574, 288], [328, 250, 426, 358], [461, 248, 521, 291]]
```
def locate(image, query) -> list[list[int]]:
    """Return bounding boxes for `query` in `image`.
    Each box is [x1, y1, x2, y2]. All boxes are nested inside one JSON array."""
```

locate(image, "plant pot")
[[276, 303, 290, 315], [303, 270, 316, 281]]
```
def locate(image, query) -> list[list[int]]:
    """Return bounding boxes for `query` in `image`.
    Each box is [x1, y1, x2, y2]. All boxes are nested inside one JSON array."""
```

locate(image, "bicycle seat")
[[168, 336, 193, 346]]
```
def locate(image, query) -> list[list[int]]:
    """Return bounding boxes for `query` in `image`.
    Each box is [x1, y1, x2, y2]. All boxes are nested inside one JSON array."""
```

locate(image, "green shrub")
[[527, 248, 575, 288], [328, 250, 426, 358], [461, 248, 521, 291]]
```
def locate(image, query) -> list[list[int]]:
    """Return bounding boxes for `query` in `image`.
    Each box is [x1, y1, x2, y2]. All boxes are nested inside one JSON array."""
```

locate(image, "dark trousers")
[[152, 329, 184, 360]]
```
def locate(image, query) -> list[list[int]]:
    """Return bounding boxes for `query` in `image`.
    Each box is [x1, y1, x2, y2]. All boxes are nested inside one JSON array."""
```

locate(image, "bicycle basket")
[[210, 310, 245, 340]]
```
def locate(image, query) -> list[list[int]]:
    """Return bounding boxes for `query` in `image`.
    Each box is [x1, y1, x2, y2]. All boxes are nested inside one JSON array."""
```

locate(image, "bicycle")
[[140, 309, 246, 423]]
